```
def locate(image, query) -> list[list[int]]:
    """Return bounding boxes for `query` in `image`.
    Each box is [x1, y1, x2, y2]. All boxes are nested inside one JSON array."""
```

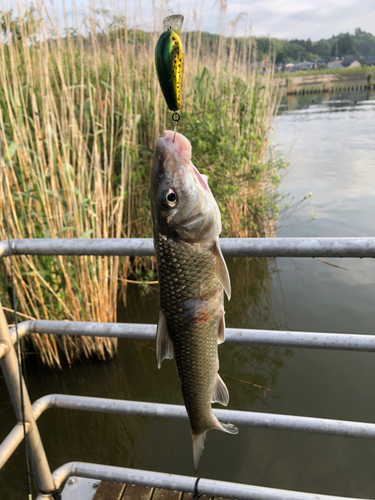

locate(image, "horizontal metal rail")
[[8, 320, 375, 352], [5, 391, 375, 473], [35, 461, 370, 500], [1, 237, 375, 258], [1, 236, 375, 499], [31, 394, 375, 440]]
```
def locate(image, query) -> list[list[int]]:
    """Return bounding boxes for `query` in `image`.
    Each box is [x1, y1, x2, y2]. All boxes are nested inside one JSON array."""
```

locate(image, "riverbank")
[[275, 67, 375, 94]]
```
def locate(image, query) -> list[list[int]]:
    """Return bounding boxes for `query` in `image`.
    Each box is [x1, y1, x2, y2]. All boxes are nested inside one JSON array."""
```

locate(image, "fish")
[[149, 130, 238, 471], [155, 15, 184, 112]]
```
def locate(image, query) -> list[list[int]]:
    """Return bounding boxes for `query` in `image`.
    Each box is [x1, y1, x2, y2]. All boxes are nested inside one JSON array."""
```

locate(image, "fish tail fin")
[[191, 420, 238, 470], [192, 431, 207, 472]]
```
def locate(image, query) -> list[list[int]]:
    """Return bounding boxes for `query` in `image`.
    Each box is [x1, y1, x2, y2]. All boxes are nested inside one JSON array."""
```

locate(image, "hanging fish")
[[155, 15, 184, 128], [150, 130, 238, 470]]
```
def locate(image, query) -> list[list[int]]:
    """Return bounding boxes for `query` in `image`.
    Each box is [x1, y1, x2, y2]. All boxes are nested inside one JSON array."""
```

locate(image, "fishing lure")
[[155, 15, 184, 135]]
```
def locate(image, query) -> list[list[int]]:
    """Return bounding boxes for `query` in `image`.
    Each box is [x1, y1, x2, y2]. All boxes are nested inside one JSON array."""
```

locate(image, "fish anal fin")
[[217, 310, 225, 344], [214, 239, 231, 300], [156, 309, 174, 369], [192, 431, 207, 471], [213, 419, 239, 435], [211, 374, 229, 406]]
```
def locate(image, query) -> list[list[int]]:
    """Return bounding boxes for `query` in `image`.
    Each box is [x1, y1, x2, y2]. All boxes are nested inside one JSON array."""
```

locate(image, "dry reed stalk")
[[0, 0, 280, 367]]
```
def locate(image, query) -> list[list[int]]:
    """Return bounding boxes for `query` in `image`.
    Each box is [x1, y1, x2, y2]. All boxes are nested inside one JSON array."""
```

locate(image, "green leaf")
[[6, 141, 18, 160], [79, 229, 94, 239]]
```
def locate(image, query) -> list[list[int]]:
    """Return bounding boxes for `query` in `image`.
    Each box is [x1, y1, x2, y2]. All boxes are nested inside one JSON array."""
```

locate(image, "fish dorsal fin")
[[214, 240, 231, 300], [217, 311, 225, 344], [211, 374, 229, 406], [156, 309, 174, 369]]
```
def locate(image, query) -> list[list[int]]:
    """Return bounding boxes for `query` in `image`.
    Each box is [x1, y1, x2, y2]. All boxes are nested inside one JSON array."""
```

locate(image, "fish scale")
[[155, 233, 222, 434]]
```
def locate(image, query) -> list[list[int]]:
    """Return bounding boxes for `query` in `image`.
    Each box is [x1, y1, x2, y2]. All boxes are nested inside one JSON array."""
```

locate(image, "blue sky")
[[40, 0, 375, 40]]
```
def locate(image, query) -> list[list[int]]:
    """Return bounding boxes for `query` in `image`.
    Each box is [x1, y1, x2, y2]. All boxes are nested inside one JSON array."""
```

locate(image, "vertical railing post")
[[0, 300, 55, 495]]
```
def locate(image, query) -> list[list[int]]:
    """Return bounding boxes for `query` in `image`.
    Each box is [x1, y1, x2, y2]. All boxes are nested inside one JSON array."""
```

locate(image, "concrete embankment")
[[276, 72, 375, 95]]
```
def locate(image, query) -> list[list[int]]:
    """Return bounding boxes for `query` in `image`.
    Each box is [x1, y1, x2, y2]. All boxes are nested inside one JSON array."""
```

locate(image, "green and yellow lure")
[[155, 15, 184, 126]]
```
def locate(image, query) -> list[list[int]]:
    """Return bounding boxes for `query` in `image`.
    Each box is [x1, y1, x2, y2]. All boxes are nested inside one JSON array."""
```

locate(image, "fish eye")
[[162, 189, 177, 207]]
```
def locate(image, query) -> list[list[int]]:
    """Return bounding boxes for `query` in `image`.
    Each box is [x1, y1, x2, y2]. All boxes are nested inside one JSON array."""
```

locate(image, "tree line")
[[255, 28, 375, 63]]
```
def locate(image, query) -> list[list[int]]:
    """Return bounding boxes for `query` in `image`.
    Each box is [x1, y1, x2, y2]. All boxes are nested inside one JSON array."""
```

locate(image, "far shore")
[[274, 66, 375, 94], [274, 65, 375, 80]]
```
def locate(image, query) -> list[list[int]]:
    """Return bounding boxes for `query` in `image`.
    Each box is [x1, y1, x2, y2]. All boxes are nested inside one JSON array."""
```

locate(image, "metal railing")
[[0, 237, 374, 500]]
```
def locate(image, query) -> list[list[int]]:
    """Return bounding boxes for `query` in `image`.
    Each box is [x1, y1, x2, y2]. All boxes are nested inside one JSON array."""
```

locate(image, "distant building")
[[363, 56, 375, 66], [326, 57, 361, 69], [284, 63, 295, 72], [315, 58, 328, 68], [327, 59, 344, 69], [291, 61, 316, 71], [344, 60, 361, 68], [342, 55, 361, 68]]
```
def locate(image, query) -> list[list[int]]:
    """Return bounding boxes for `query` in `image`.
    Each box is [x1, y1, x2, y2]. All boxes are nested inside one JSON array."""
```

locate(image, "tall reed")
[[0, 1, 281, 367]]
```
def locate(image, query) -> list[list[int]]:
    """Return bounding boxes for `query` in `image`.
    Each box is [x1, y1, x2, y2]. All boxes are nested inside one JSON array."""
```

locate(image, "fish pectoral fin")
[[192, 431, 207, 471], [211, 374, 229, 406], [156, 309, 174, 369], [214, 239, 231, 300], [201, 173, 209, 184], [217, 310, 225, 344]]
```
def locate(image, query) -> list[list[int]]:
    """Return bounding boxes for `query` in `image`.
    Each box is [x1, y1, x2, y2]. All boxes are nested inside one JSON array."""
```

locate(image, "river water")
[[1, 88, 375, 499]]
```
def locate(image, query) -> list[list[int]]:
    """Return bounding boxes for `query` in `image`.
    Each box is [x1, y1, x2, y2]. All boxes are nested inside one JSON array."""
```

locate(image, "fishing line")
[[1, 156, 33, 500], [192, 477, 201, 499]]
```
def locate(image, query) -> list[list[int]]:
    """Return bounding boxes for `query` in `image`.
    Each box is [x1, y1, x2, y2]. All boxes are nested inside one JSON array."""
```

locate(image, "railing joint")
[[0, 339, 11, 358]]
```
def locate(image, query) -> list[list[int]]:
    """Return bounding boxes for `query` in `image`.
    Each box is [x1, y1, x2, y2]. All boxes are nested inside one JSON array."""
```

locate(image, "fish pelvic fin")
[[217, 310, 225, 344], [214, 239, 231, 300], [156, 309, 174, 369], [211, 374, 229, 406], [192, 431, 207, 472]]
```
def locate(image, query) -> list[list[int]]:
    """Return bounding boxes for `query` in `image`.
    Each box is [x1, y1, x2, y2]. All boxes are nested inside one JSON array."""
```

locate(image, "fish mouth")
[[162, 131, 208, 191], [163, 130, 192, 160]]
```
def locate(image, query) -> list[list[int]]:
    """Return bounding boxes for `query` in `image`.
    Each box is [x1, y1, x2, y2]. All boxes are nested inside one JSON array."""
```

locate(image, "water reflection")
[[222, 257, 292, 409], [1, 355, 141, 499], [280, 87, 374, 116]]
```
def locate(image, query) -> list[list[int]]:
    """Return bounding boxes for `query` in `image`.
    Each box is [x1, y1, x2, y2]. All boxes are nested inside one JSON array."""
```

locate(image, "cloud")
[[37, 0, 375, 40]]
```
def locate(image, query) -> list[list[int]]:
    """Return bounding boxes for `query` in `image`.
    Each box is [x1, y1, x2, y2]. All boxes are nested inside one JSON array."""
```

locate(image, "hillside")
[[254, 28, 375, 63]]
